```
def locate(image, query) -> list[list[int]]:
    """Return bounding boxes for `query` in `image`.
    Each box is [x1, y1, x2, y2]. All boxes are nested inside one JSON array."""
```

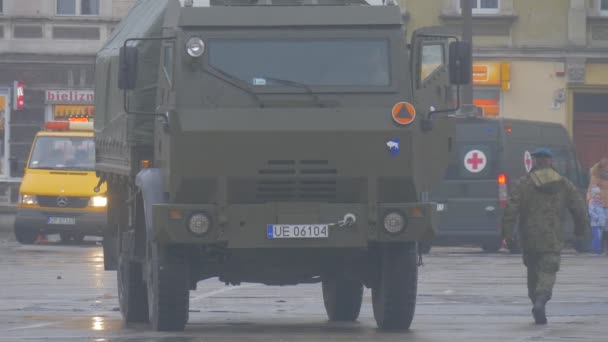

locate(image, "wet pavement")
[[1, 231, 608, 342]]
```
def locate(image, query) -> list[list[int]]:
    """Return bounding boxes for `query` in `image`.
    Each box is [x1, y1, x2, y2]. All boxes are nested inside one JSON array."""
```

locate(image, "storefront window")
[[473, 87, 501, 117], [53, 105, 95, 121], [460, 0, 500, 14]]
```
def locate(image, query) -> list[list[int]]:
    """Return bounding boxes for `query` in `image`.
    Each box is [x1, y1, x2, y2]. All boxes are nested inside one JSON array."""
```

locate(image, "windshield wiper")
[[259, 76, 324, 108], [205, 68, 264, 108]]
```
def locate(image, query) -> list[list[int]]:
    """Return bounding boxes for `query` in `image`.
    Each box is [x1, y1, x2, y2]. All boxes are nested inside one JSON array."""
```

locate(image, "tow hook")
[[337, 213, 357, 228]]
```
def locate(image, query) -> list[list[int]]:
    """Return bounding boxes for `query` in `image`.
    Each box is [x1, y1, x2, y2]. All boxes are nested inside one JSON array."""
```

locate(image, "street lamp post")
[[461, 0, 474, 106]]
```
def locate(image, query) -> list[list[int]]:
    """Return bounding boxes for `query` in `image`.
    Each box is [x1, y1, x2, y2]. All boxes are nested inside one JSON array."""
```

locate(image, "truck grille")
[[37, 196, 89, 208], [257, 179, 337, 201], [258, 160, 337, 176], [229, 160, 365, 203]]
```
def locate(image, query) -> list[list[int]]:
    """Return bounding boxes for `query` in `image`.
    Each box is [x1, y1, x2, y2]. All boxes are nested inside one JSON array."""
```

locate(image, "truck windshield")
[[208, 38, 390, 87], [28, 136, 95, 171]]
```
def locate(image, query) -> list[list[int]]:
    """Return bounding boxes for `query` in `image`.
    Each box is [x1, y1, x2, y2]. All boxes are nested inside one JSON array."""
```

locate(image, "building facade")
[[0, 0, 135, 203], [403, 0, 608, 169]]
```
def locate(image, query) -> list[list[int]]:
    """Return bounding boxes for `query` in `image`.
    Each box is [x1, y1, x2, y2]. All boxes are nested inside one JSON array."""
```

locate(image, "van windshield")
[[28, 136, 95, 171], [444, 141, 498, 180], [208, 38, 390, 87]]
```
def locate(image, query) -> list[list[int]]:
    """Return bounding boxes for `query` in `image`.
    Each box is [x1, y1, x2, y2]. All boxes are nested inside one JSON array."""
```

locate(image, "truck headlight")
[[89, 196, 107, 207], [186, 37, 205, 58], [383, 212, 406, 234], [19, 194, 38, 205], [187, 212, 211, 235]]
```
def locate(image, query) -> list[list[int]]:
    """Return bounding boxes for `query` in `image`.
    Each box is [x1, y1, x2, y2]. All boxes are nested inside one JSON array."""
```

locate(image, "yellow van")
[[14, 120, 107, 244]]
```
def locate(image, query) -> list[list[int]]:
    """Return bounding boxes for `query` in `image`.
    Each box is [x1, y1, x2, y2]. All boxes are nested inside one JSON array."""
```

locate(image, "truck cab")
[[14, 120, 107, 244]]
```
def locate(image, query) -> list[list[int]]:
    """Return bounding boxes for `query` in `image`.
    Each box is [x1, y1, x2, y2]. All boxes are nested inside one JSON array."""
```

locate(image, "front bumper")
[[15, 207, 107, 236], [152, 202, 437, 247]]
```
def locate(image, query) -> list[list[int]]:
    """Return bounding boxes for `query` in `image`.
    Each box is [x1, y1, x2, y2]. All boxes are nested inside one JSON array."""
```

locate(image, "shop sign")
[[54, 105, 95, 119], [473, 62, 511, 91], [13, 81, 24, 110], [45, 89, 94, 104], [473, 62, 502, 86]]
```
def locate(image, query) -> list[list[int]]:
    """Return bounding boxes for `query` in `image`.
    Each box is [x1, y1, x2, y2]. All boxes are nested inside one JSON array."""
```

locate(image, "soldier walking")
[[502, 148, 589, 325]]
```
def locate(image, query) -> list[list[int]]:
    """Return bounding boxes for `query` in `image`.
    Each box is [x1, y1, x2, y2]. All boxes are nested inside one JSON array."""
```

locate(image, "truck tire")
[[147, 243, 190, 331], [372, 242, 418, 330], [14, 226, 37, 245], [322, 273, 363, 321], [118, 255, 149, 323]]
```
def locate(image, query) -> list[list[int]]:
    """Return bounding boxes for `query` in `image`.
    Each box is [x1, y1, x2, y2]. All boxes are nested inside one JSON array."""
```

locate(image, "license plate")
[[48, 217, 76, 225], [267, 224, 329, 239]]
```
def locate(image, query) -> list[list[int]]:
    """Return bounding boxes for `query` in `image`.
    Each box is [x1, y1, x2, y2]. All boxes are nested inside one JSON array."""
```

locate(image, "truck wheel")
[[14, 226, 38, 245], [117, 255, 149, 322], [322, 273, 363, 321], [372, 242, 418, 330], [147, 243, 190, 331]]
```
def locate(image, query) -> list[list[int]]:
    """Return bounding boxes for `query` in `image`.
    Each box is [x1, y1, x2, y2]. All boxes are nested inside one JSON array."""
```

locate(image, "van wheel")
[[147, 243, 190, 331], [118, 255, 149, 322], [372, 242, 418, 330], [322, 273, 363, 321], [14, 226, 38, 245], [481, 240, 502, 253]]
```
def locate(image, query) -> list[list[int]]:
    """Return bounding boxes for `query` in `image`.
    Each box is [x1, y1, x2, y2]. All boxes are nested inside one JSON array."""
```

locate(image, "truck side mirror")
[[118, 46, 138, 90], [448, 41, 472, 85]]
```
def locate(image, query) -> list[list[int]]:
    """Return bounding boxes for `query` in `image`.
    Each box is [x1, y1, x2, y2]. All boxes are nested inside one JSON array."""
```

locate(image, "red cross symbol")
[[524, 151, 532, 172], [467, 153, 484, 170], [464, 150, 487, 173]]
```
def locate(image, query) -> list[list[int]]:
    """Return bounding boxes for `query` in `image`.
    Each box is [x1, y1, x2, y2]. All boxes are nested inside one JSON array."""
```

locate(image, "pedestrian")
[[502, 148, 589, 325], [588, 158, 608, 253], [589, 186, 606, 254], [587, 158, 608, 203]]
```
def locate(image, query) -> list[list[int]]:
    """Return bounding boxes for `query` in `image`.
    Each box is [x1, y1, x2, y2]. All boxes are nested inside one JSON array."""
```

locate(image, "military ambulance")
[[429, 116, 588, 252], [14, 120, 107, 244]]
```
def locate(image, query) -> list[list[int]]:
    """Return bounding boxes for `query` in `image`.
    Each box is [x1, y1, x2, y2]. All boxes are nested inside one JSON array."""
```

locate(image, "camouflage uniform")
[[502, 166, 589, 303]]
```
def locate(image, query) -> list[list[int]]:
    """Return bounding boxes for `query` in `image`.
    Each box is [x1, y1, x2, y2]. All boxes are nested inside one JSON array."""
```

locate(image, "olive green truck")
[[94, 0, 471, 332]]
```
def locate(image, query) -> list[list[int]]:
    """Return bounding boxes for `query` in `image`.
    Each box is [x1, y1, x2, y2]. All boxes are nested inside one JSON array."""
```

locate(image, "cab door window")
[[420, 44, 445, 84]]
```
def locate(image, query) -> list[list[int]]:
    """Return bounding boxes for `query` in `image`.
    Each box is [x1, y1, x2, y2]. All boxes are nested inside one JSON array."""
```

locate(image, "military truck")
[[94, 0, 471, 331]]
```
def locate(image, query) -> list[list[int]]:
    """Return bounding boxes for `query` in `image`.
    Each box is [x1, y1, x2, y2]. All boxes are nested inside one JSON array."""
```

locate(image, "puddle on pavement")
[[23, 314, 124, 332]]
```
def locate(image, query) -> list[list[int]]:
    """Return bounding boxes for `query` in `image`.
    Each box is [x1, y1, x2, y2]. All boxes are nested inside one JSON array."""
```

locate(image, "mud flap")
[[135, 168, 168, 242], [103, 233, 118, 270]]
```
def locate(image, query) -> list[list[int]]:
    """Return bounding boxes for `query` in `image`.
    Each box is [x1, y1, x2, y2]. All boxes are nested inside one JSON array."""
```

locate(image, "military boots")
[[532, 292, 550, 325]]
